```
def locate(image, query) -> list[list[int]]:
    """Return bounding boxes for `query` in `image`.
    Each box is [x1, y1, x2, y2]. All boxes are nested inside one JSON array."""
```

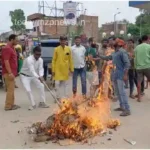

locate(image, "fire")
[[28, 63, 120, 143]]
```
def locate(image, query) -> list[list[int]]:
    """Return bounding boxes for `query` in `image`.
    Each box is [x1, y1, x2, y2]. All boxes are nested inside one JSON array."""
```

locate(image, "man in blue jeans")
[[98, 38, 131, 116], [71, 36, 87, 98]]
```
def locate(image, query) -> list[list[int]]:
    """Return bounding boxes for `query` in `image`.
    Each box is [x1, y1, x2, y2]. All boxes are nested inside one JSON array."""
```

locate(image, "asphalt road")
[[0, 77, 150, 149]]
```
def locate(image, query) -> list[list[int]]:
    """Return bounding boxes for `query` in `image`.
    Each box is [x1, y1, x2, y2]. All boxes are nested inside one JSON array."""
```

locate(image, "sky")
[[0, 0, 140, 34]]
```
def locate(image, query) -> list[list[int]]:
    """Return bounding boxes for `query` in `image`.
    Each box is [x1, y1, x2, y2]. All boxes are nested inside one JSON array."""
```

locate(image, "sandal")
[[141, 92, 145, 96], [135, 93, 145, 98], [129, 95, 135, 99]]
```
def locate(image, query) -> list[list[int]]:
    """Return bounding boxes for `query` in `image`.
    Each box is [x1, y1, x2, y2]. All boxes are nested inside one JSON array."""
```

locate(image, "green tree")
[[9, 9, 26, 32], [136, 14, 150, 26], [135, 10, 150, 36], [127, 23, 140, 36], [122, 19, 129, 25], [76, 25, 83, 35]]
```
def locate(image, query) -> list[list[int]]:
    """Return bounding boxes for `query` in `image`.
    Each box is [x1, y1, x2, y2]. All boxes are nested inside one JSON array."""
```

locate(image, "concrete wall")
[[102, 22, 127, 35], [79, 15, 99, 41], [31, 15, 99, 40]]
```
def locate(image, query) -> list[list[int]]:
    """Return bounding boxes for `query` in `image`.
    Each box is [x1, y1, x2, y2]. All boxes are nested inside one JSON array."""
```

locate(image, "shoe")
[[120, 110, 131, 116], [114, 107, 124, 111], [38, 102, 49, 108], [137, 99, 141, 102], [13, 105, 21, 109], [28, 105, 36, 111], [5, 105, 20, 111]]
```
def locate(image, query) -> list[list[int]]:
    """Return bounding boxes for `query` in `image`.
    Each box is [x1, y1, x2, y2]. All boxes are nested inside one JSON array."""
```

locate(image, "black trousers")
[[128, 69, 144, 95]]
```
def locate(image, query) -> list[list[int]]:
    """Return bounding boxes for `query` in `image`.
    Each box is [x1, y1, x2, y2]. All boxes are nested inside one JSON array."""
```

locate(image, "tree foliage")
[[127, 23, 140, 36], [9, 9, 26, 32], [76, 25, 83, 36], [126, 9, 150, 36], [135, 10, 150, 35], [122, 19, 129, 25]]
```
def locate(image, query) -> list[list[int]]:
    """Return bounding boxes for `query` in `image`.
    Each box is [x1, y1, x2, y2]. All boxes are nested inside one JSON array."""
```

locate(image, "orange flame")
[[31, 54, 120, 142]]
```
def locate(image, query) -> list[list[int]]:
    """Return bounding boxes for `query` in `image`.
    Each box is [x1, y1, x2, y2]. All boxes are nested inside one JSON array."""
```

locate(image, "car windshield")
[[41, 42, 60, 47]]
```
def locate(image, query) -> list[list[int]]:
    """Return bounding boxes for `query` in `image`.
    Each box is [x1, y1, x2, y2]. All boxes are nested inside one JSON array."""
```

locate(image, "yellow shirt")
[[52, 45, 74, 80]]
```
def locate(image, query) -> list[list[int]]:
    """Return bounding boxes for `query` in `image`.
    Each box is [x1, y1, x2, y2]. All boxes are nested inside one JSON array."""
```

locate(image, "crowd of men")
[[0, 34, 150, 117]]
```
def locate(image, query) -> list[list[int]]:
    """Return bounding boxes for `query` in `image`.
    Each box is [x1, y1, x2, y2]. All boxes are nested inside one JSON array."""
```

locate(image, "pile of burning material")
[[27, 65, 120, 143], [28, 98, 120, 143]]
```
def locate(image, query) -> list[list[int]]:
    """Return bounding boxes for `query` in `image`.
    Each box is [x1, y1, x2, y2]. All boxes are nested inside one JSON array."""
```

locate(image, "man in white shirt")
[[71, 36, 87, 98], [20, 46, 49, 110]]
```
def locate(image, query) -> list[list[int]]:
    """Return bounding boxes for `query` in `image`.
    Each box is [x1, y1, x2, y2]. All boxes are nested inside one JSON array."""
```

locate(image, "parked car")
[[40, 39, 60, 80]]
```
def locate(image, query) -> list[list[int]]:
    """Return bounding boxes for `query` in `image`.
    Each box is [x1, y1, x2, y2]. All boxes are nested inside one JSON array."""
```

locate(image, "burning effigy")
[[27, 64, 120, 143]]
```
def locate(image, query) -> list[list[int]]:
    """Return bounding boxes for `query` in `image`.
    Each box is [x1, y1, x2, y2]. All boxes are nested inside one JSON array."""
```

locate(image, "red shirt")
[[0, 50, 2, 62], [2, 44, 17, 76]]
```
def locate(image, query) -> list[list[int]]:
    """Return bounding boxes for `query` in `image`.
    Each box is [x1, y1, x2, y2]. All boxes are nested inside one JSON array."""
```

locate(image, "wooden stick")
[[43, 81, 61, 108]]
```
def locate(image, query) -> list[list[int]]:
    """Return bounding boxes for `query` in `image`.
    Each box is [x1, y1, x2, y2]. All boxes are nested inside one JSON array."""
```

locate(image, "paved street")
[[0, 77, 150, 149]]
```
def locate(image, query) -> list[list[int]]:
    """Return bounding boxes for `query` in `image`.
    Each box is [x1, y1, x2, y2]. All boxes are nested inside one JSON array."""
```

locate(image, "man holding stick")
[[20, 46, 49, 110]]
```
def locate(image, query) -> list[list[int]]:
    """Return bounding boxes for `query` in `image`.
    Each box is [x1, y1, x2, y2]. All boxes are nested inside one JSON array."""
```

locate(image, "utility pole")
[[42, 1, 44, 14], [42, 1, 45, 33], [55, 0, 58, 35], [38, 1, 41, 13], [114, 12, 121, 35], [38, 1, 46, 34], [140, 16, 143, 37], [114, 15, 116, 34]]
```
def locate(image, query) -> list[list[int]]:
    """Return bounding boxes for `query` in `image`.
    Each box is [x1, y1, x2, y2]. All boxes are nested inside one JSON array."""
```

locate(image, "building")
[[27, 13, 99, 40], [0, 29, 34, 41], [102, 21, 127, 36], [79, 15, 98, 40], [0, 31, 15, 41]]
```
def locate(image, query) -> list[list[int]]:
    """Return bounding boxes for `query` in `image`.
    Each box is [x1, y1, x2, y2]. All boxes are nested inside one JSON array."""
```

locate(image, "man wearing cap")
[[97, 38, 131, 116], [52, 36, 74, 101]]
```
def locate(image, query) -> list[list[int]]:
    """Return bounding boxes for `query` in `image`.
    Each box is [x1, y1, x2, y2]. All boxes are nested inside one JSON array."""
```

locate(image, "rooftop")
[[129, 1, 150, 11]]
